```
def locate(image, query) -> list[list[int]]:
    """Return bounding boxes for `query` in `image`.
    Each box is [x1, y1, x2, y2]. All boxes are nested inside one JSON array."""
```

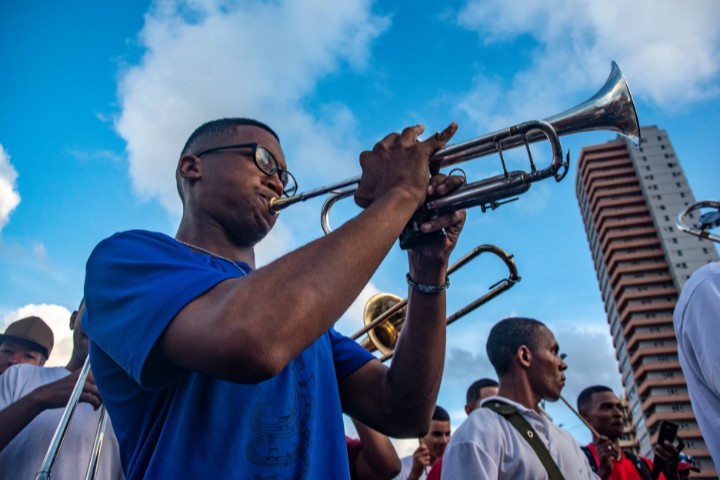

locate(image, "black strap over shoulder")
[[483, 400, 566, 480], [624, 451, 652, 480], [581, 445, 599, 473]]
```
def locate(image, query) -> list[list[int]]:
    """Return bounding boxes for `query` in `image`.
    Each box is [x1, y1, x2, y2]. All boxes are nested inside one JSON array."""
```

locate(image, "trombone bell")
[[360, 293, 405, 356]]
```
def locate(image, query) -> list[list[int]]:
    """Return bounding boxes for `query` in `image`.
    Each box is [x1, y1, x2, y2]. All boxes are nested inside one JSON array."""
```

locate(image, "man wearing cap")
[[677, 454, 701, 479], [0, 301, 124, 480], [0, 316, 54, 374]]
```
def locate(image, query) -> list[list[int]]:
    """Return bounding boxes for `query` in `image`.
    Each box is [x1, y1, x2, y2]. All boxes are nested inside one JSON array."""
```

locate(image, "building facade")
[[576, 125, 718, 477]]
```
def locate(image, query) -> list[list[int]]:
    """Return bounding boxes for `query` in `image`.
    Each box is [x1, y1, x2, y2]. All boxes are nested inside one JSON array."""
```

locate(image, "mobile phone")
[[650, 420, 679, 480]]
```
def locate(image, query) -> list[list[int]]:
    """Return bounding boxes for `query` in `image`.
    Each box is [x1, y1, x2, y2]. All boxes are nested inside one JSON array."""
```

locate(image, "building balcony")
[[606, 248, 665, 278], [633, 360, 680, 383], [610, 261, 670, 290], [645, 410, 696, 431], [589, 185, 643, 214], [591, 193, 646, 222], [597, 205, 649, 231], [586, 171, 638, 198], [622, 315, 674, 343], [633, 364, 683, 391], [641, 393, 691, 413], [613, 273, 673, 302], [626, 328, 678, 351], [630, 345, 677, 368], [580, 158, 635, 190], [616, 286, 677, 312], [619, 301, 676, 327], [602, 227, 659, 255]]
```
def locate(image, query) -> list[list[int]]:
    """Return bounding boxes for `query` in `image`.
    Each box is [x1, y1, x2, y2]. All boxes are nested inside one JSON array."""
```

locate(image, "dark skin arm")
[[655, 440, 681, 480], [339, 191, 464, 436], [594, 435, 615, 480], [352, 418, 401, 480], [158, 123, 460, 387], [0, 369, 101, 452]]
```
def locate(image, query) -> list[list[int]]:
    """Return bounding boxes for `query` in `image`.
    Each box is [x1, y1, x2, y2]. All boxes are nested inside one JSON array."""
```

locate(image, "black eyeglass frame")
[[194, 142, 298, 197]]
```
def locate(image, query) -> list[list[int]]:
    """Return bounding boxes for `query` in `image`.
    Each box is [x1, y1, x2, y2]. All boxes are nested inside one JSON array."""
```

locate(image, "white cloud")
[[455, 0, 720, 132], [1, 304, 75, 368], [0, 144, 21, 232], [115, 0, 388, 216]]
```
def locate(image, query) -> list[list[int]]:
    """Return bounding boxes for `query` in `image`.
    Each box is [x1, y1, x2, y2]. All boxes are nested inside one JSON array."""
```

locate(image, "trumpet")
[[355, 244, 520, 362], [271, 61, 640, 248], [676, 200, 720, 243]]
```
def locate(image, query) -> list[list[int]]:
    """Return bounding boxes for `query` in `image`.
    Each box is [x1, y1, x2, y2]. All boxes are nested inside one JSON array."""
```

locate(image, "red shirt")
[[586, 443, 663, 480], [426, 456, 442, 480], [346, 436, 363, 480]]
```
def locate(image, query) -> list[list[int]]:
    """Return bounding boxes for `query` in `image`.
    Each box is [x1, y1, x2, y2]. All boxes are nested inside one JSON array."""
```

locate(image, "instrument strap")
[[482, 400, 566, 480]]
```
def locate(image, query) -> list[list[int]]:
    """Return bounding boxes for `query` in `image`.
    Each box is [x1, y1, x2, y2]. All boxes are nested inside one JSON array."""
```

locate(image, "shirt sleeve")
[[0, 365, 21, 408], [441, 441, 498, 480], [329, 328, 374, 381], [83, 230, 241, 389], [676, 268, 720, 396]]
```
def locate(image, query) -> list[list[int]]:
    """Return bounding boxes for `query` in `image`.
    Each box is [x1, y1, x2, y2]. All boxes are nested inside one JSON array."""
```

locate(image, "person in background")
[[464, 378, 499, 415], [0, 316, 54, 375], [441, 317, 597, 479], [426, 378, 499, 480], [0, 300, 124, 479], [677, 453, 700, 479], [674, 261, 720, 465], [346, 417, 401, 480], [394, 406, 451, 480], [577, 385, 679, 480]]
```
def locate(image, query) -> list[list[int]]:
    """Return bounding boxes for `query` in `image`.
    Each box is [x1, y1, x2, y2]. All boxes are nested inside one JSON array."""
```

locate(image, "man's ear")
[[178, 154, 203, 180], [69, 310, 78, 330], [517, 345, 532, 368]]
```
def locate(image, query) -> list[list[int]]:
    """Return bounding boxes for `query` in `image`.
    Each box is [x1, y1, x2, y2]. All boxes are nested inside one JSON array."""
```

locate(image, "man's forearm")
[[162, 191, 421, 383], [382, 286, 447, 435], [0, 391, 46, 452]]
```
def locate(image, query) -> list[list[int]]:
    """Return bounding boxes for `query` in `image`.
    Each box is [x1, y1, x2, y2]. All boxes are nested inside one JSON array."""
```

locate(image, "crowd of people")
[[0, 117, 715, 479]]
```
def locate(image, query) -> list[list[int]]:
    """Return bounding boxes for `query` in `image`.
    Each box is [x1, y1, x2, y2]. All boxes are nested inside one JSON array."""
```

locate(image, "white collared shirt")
[[441, 395, 598, 480], [674, 261, 720, 466]]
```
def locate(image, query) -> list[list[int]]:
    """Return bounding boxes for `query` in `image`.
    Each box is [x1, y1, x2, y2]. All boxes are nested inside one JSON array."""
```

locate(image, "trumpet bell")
[[360, 293, 405, 356]]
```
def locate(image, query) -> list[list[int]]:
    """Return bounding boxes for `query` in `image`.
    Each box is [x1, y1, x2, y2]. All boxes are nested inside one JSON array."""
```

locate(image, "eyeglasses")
[[195, 142, 298, 197]]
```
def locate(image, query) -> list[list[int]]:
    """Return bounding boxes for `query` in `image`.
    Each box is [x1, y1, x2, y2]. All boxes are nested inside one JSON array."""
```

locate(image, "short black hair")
[[486, 317, 547, 376], [181, 117, 280, 156], [432, 405, 450, 422], [466, 378, 499, 405], [577, 385, 614, 411]]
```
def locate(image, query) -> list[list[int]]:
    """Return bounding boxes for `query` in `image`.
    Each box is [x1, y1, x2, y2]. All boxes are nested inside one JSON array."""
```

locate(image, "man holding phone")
[[577, 385, 681, 480]]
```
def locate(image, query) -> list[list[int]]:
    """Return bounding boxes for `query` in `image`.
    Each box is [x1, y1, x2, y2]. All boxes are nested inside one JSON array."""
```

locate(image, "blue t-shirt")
[[84, 230, 373, 479]]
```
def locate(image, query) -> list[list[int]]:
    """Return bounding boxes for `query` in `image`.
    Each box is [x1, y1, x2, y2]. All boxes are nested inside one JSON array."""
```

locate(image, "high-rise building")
[[576, 125, 718, 478]]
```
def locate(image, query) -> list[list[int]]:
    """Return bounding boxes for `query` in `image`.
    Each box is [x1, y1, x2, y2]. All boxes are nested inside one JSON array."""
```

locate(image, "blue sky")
[[1, 0, 719, 454]]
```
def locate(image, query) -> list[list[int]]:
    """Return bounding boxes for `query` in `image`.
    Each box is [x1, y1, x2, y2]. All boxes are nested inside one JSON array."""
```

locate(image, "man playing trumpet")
[[83, 118, 466, 478]]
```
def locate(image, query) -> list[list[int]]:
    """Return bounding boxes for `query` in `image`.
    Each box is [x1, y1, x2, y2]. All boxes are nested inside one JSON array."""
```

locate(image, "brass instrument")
[[271, 61, 640, 248], [35, 357, 107, 480], [676, 200, 720, 243], [356, 244, 520, 362]]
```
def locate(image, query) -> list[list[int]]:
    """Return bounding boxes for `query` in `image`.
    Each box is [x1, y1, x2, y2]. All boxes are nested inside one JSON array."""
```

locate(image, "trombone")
[[271, 61, 640, 246], [676, 200, 720, 243], [356, 244, 520, 362], [35, 356, 108, 480]]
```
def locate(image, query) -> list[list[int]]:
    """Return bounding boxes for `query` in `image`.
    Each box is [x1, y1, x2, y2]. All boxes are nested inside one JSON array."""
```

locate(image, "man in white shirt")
[[395, 406, 451, 480], [674, 261, 720, 466], [0, 300, 124, 480], [441, 317, 598, 479]]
